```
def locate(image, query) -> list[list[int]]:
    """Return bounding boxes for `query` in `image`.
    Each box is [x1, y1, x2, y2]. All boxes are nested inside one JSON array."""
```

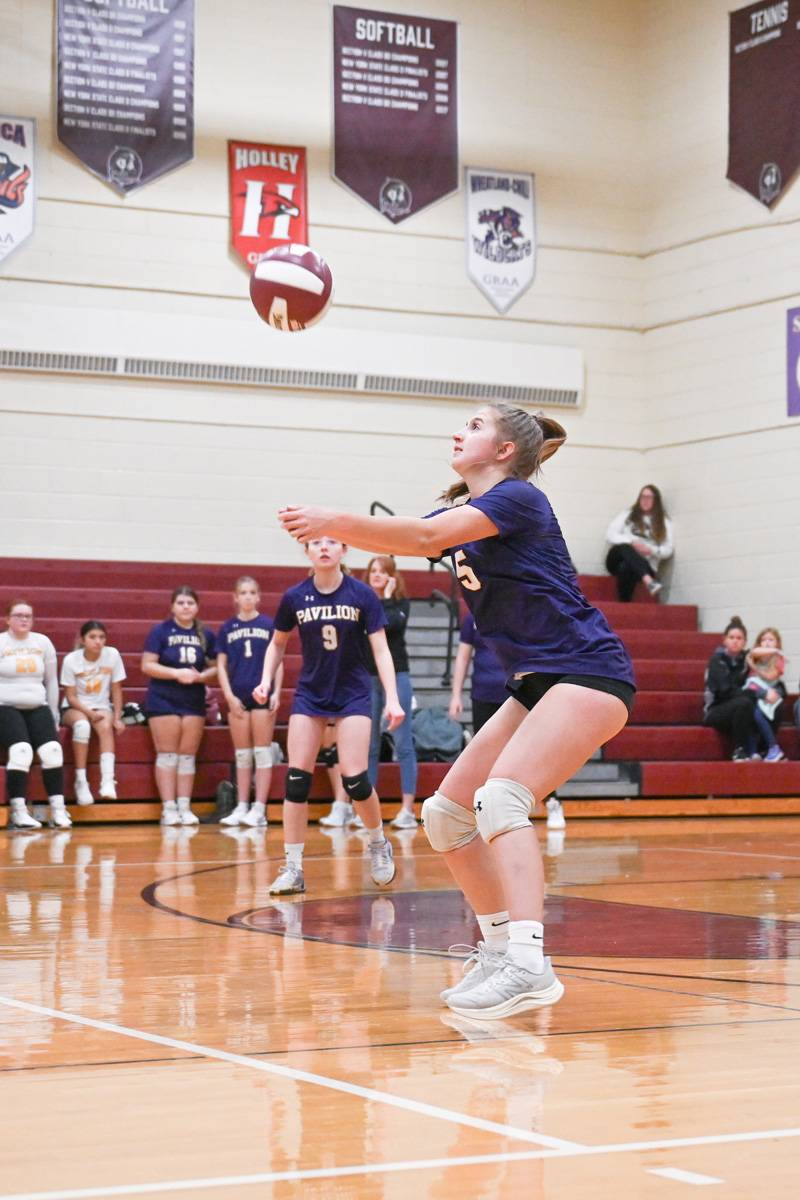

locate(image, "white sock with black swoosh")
[[477, 910, 510, 952], [507, 919, 544, 973]]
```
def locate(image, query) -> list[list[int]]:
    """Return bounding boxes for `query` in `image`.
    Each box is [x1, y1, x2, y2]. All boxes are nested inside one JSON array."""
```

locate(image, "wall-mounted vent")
[[0, 349, 118, 375], [123, 357, 358, 392], [363, 374, 580, 408]]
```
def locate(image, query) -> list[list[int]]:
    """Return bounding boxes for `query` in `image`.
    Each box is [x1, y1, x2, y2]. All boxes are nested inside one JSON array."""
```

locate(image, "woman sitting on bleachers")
[[61, 619, 126, 805], [605, 484, 674, 601], [702, 615, 760, 762]]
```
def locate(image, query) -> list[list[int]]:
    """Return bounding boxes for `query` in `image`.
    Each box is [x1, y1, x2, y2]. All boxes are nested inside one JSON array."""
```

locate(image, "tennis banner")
[[0, 116, 35, 265], [332, 5, 458, 224], [56, 0, 195, 194], [228, 142, 308, 270], [465, 167, 536, 314], [728, 1, 800, 207]]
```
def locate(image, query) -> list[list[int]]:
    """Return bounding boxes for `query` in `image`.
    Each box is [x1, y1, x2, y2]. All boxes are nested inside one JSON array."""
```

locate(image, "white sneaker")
[[440, 942, 506, 1004], [391, 808, 418, 830], [448, 956, 564, 1019], [49, 800, 73, 829], [350, 812, 365, 829], [242, 802, 267, 827], [177, 798, 199, 826], [319, 799, 354, 827], [75, 778, 95, 806], [98, 779, 117, 801], [545, 797, 566, 831], [368, 837, 396, 886], [268, 863, 306, 894], [161, 800, 180, 826], [220, 802, 250, 826], [8, 800, 42, 830]]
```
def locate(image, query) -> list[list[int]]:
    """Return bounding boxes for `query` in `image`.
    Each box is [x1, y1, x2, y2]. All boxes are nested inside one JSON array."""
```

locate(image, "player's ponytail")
[[439, 405, 567, 505]]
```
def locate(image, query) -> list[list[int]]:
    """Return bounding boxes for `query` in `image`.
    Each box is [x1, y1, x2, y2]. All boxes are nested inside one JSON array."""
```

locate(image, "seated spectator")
[[606, 484, 674, 601], [744, 627, 787, 762], [703, 615, 760, 761], [61, 620, 126, 805]]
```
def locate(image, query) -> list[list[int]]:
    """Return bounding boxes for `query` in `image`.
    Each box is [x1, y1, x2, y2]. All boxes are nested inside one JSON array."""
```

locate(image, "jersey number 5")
[[454, 549, 481, 592], [322, 625, 338, 651]]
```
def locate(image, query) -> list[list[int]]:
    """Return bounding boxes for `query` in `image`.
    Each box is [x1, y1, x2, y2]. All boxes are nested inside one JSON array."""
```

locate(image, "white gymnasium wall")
[[0, 0, 647, 578], [641, 0, 800, 664]]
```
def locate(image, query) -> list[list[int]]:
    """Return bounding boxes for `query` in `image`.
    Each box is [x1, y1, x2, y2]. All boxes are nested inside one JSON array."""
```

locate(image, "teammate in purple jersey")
[[253, 537, 404, 896], [216, 576, 284, 829], [276, 404, 635, 1019]]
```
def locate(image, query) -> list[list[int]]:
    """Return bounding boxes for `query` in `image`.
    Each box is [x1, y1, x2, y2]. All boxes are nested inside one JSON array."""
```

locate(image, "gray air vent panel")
[[0, 349, 118, 375], [363, 374, 579, 408], [123, 358, 358, 392]]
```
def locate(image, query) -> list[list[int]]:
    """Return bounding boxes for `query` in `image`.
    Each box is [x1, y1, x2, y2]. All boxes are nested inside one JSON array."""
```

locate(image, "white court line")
[[1, 1126, 797, 1199], [0, 995, 579, 1152], [648, 1167, 722, 1185], [658, 845, 800, 864]]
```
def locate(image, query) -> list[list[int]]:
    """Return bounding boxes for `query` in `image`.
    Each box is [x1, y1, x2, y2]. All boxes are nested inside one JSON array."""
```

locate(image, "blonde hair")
[[364, 555, 407, 599], [755, 626, 782, 649], [440, 404, 567, 504], [234, 575, 260, 594]]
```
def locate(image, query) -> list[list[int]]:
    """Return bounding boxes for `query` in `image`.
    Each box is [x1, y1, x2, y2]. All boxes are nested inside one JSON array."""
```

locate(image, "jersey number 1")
[[454, 549, 481, 592]]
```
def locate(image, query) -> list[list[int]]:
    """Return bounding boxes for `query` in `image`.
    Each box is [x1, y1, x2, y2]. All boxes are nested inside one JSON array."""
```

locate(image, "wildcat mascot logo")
[[0, 118, 35, 264], [466, 167, 536, 314]]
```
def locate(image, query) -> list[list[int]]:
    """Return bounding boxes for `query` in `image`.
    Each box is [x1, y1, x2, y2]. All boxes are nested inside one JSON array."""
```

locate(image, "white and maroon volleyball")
[[249, 244, 333, 332]]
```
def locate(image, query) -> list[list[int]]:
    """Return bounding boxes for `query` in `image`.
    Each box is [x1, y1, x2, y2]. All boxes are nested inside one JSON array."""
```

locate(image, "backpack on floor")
[[412, 707, 464, 762]]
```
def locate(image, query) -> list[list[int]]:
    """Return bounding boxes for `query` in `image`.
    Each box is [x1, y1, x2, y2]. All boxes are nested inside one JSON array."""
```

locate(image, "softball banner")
[[0, 117, 35, 265], [228, 142, 308, 270], [465, 167, 536, 314]]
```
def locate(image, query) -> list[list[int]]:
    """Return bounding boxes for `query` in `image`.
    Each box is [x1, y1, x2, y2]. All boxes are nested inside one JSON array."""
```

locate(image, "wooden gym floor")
[[2, 816, 800, 1199]]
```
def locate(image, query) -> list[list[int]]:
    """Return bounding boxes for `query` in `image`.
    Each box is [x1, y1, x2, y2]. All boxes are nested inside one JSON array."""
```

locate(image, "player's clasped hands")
[[278, 505, 333, 541]]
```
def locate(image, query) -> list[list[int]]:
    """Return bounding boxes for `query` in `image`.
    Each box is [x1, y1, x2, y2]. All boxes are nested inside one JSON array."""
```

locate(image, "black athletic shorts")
[[506, 673, 636, 718], [0, 705, 59, 750]]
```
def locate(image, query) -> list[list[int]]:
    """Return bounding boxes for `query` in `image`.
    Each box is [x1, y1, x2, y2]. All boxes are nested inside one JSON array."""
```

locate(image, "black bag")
[[412, 707, 464, 762], [379, 731, 395, 762], [121, 701, 147, 726]]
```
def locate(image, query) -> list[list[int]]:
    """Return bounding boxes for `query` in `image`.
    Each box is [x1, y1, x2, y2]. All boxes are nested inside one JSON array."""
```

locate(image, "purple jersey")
[[217, 614, 275, 701], [143, 619, 217, 717], [460, 612, 508, 704], [444, 478, 635, 687], [275, 575, 386, 716]]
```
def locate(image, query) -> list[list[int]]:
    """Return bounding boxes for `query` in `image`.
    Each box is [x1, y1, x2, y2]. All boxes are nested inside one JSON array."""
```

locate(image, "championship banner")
[[332, 5, 458, 224], [465, 168, 536, 314], [228, 142, 308, 270], [728, 1, 800, 207], [56, 0, 195, 195], [0, 117, 35, 265], [787, 307, 800, 416]]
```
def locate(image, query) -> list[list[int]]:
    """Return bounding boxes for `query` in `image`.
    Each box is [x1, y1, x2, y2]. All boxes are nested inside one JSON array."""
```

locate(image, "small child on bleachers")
[[744, 627, 786, 762]]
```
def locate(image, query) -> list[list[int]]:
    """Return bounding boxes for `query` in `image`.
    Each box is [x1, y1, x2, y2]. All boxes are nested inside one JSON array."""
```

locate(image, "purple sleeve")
[[363, 587, 387, 635], [274, 591, 298, 633], [467, 479, 547, 538], [459, 613, 476, 646], [143, 623, 165, 655], [216, 620, 230, 655]]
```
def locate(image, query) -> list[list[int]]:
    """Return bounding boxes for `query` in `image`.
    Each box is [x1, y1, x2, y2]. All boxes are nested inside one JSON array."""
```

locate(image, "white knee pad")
[[474, 777, 534, 843], [253, 745, 273, 769], [7, 742, 33, 772], [155, 752, 178, 770], [72, 719, 91, 745], [37, 740, 63, 770], [178, 754, 196, 774], [421, 791, 478, 853], [235, 747, 254, 768]]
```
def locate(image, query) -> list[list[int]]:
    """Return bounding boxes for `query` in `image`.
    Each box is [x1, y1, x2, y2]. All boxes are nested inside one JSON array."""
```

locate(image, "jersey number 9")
[[322, 624, 338, 651]]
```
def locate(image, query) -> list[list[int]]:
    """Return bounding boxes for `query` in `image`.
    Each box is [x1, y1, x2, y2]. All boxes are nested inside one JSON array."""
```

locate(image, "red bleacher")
[[1, 557, 799, 822]]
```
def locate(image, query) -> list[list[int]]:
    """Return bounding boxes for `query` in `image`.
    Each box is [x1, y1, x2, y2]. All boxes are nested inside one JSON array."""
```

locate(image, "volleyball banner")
[[728, 1, 800, 207], [228, 142, 308, 270], [0, 116, 35, 265], [56, 0, 195, 194], [465, 167, 536, 314], [787, 307, 800, 416], [332, 5, 458, 224]]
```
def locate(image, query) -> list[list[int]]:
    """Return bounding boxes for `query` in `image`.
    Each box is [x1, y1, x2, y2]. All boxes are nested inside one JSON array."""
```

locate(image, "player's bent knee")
[[7, 742, 33, 773], [72, 719, 91, 745], [253, 745, 273, 769], [341, 770, 372, 801], [318, 745, 338, 768], [285, 768, 312, 803], [37, 740, 63, 769], [421, 791, 478, 853], [474, 777, 534, 843], [155, 752, 178, 770], [177, 755, 196, 774], [235, 748, 254, 768]]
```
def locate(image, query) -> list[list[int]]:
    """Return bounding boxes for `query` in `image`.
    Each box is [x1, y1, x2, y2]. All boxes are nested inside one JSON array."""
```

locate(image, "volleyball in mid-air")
[[249, 244, 333, 332]]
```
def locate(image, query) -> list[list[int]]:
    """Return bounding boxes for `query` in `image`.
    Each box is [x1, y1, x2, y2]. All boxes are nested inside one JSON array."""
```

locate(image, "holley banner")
[[332, 5, 458, 223], [57, 0, 195, 194], [465, 168, 536, 314], [0, 117, 35, 265], [228, 142, 308, 269], [728, 0, 800, 207], [787, 307, 800, 416]]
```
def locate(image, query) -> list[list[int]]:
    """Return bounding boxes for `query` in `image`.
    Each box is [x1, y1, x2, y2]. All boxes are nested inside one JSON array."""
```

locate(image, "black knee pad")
[[342, 770, 372, 802], [317, 745, 338, 768], [284, 768, 312, 803]]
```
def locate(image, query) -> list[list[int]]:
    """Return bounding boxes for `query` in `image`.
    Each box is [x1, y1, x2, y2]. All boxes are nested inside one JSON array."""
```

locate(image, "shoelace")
[[488, 956, 548, 987], [446, 942, 500, 978]]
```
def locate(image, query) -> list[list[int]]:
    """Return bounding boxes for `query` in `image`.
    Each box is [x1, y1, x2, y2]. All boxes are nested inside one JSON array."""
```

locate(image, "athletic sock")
[[285, 843, 304, 868], [506, 919, 545, 973], [477, 910, 510, 953], [75, 768, 87, 784], [100, 752, 115, 780], [365, 824, 385, 846]]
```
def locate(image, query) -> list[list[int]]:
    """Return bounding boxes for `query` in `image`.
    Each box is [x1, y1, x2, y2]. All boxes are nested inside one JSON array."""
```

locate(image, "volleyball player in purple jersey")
[[277, 404, 635, 1018], [253, 537, 404, 895], [216, 576, 284, 828]]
